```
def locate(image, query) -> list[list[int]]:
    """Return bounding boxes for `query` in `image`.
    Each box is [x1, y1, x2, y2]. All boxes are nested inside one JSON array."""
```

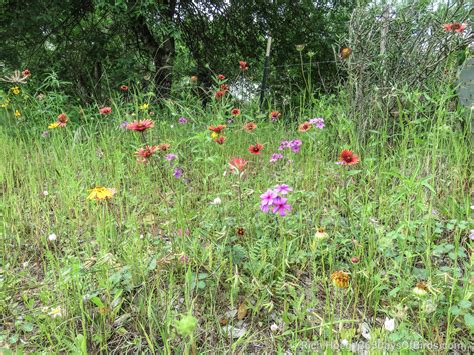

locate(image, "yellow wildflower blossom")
[[87, 186, 116, 201]]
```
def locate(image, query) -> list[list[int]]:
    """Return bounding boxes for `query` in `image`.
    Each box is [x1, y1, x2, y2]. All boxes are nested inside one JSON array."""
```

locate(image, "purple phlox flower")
[[260, 189, 277, 206], [469, 229, 474, 241], [274, 184, 292, 195], [291, 145, 301, 153], [309, 117, 325, 129], [272, 196, 292, 216], [119, 121, 129, 129], [178, 117, 188, 124], [173, 167, 183, 179], [270, 153, 284, 163], [278, 140, 290, 150], [290, 139, 302, 147], [335, 161, 346, 165], [165, 153, 177, 162]]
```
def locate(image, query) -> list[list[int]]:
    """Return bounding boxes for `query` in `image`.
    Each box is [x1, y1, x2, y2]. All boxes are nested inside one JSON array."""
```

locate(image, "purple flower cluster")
[[278, 139, 302, 153], [178, 117, 188, 124], [309, 117, 325, 129], [270, 153, 284, 163], [260, 184, 293, 216]]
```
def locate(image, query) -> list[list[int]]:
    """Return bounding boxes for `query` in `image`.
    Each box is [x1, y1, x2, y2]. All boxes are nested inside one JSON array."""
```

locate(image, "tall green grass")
[[0, 83, 472, 353]]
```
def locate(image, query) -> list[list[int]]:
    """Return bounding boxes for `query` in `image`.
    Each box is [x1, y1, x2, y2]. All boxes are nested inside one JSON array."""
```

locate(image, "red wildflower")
[[208, 124, 226, 134], [220, 84, 229, 91], [298, 121, 312, 132], [451, 22, 466, 33], [217, 74, 225, 80], [22, 69, 30, 77], [157, 143, 170, 151], [269, 111, 280, 121], [248, 143, 264, 155], [231, 108, 241, 116], [243, 122, 257, 132], [136, 145, 158, 163], [215, 90, 225, 99], [229, 157, 248, 173], [57, 113, 68, 127], [99, 107, 112, 115], [214, 136, 226, 144], [239, 61, 249, 71], [338, 149, 359, 165], [120, 85, 129, 91], [443, 23, 453, 32], [126, 119, 155, 132]]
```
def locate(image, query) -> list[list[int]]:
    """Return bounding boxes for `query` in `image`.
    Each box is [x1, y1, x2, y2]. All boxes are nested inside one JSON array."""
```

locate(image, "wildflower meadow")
[[1, 1, 473, 353]]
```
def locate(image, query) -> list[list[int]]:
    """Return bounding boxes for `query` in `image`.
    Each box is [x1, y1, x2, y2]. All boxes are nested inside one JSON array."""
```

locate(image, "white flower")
[[341, 339, 349, 347], [42, 190, 49, 196], [48, 233, 57, 241], [384, 317, 395, 332], [270, 323, 279, 332], [48, 306, 63, 318], [210, 197, 222, 205]]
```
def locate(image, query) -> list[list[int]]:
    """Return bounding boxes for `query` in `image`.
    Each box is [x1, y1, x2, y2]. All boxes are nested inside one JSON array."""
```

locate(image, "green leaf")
[[463, 313, 474, 330]]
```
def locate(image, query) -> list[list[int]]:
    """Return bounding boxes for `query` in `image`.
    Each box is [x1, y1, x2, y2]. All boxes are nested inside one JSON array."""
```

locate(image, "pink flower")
[[271, 196, 292, 216], [99, 107, 112, 115]]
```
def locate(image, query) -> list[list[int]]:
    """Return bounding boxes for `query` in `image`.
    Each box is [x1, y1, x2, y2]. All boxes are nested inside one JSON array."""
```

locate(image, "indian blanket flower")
[[298, 121, 312, 132], [331, 271, 350, 288], [57, 113, 68, 127], [229, 157, 248, 174], [22, 69, 31, 77], [208, 124, 226, 134], [217, 74, 225, 80], [215, 90, 225, 99], [173, 167, 183, 179], [243, 122, 257, 132], [248, 143, 264, 155], [239, 61, 249, 71], [236, 227, 245, 236], [274, 184, 292, 195], [214, 136, 226, 144], [272, 196, 292, 216], [178, 117, 188, 124], [220, 84, 229, 91], [309, 117, 325, 129], [87, 186, 116, 201], [120, 85, 129, 91], [337, 149, 359, 165], [126, 119, 155, 132], [136, 145, 158, 163], [270, 153, 283, 163], [444, 22, 466, 33], [158, 143, 170, 151], [269, 111, 280, 121], [231, 108, 241, 116], [99, 106, 112, 115]]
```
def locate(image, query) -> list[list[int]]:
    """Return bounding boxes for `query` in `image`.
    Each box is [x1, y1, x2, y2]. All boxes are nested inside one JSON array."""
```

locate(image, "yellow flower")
[[210, 132, 218, 139], [139, 103, 149, 110], [331, 271, 350, 288], [48, 122, 60, 129], [87, 186, 116, 201], [11, 86, 20, 95], [14, 110, 21, 117]]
